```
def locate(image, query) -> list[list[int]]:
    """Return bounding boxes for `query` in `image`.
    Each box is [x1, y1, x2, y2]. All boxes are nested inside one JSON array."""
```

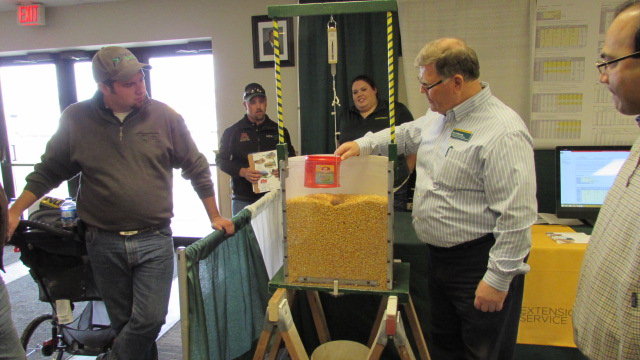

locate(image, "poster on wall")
[[531, 0, 637, 147], [251, 15, 295, 68]]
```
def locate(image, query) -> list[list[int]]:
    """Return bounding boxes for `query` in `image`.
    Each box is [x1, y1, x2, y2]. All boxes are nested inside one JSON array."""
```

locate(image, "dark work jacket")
[[339, 99, 413, 143], [216, 115, 296, 202]]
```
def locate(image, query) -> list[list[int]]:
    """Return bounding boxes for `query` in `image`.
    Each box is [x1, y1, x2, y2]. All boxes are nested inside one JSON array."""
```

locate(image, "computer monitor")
[[555, 145, 631, 226]]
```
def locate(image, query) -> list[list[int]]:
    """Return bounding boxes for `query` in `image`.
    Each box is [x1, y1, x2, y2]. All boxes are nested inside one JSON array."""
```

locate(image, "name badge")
[[450, 128, 473, 142]]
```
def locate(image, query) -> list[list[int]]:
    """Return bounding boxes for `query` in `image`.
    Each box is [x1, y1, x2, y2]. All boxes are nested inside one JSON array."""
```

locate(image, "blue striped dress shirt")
[[355, 83, 537, 291]]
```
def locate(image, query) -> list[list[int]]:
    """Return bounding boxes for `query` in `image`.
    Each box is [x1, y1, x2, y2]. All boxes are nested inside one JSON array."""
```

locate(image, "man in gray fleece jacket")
[[7, 46, 234, 360]]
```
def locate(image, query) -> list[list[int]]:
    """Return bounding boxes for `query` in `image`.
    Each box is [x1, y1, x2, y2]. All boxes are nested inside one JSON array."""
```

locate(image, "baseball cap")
[[243, 83, 266, 101], [92, 46, 151, 83]]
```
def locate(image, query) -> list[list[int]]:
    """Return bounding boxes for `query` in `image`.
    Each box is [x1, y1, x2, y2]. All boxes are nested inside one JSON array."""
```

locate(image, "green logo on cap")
[[111, 54, 136, 66]]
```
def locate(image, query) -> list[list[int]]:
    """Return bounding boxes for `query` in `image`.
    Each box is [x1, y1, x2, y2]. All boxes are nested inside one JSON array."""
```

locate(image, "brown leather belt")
[[86, 222, 169, 236]]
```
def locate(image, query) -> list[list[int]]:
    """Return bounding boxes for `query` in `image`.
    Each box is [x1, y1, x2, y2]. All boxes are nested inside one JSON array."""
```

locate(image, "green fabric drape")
[[298, 0, 401, 154], [185, 209, 270, 360]]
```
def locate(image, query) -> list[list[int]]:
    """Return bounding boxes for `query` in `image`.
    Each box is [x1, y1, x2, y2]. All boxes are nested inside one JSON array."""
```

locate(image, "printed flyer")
[[248, 150, 280, 193]]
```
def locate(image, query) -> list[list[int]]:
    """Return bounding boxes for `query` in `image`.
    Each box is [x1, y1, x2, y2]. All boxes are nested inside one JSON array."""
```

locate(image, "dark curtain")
[[298, 0, 401, 154]]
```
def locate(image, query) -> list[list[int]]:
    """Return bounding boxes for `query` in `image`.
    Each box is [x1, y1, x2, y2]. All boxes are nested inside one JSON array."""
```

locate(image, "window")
[[148, 54, 218, 237], [74, 61, 95, 101], [0, 63, 69, 199]]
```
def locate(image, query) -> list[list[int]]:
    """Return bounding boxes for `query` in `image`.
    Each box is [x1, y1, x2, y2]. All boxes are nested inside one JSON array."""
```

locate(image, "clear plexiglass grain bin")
[[282, 155, 394, 291]]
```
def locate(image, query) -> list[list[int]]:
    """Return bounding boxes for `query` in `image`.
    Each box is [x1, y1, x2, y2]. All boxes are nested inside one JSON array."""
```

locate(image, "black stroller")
[[9, 208, 116, 359]]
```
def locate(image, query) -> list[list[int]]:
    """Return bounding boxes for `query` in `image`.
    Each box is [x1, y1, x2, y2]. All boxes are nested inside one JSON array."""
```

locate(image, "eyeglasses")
[[596, 50, 640, 74], [417, 77, 443, 91]]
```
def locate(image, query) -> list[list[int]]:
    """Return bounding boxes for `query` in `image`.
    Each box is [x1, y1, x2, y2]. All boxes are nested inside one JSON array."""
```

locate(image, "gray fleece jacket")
[[25, 91, 214, 231]]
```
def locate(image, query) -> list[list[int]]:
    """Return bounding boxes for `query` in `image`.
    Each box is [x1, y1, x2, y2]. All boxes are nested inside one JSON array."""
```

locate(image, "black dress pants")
[[426, 234, 525, 360]]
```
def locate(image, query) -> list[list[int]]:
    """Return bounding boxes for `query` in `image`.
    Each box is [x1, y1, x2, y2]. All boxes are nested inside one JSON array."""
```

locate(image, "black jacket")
[[339, 99, 414, 186], [216, 115, 296, 202]]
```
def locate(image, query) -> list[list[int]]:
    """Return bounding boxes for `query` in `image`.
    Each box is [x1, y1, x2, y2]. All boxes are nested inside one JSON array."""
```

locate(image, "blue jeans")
[[0, 277, 26, 360], [232, 199, 255, 216], [85, 226, 174, 360]]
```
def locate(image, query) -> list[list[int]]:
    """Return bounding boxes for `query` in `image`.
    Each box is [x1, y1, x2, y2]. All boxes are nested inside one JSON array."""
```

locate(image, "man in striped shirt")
[[335, 38, 537, 360], [573, 2, 640, 359]]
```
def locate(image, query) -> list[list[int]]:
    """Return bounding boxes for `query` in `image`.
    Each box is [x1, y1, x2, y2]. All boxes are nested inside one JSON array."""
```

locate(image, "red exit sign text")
[[17, 4, 45, 26]]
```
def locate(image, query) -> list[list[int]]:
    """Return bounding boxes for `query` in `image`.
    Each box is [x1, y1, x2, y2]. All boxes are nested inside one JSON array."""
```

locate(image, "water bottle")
[[60, 197, 77, 228], [55, 299, 74, 324]]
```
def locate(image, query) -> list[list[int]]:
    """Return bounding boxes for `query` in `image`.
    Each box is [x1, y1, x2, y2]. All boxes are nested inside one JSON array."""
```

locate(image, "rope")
[[273, 19, 285, 144], [387, 11, 395, 145]]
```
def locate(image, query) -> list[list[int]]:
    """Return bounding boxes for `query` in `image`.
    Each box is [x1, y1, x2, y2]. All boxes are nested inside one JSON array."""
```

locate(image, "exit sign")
[[17, 4, 45, 26]]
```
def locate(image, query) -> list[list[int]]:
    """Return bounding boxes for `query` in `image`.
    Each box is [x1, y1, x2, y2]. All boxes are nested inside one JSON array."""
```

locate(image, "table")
[[516, 224, 588, 347]]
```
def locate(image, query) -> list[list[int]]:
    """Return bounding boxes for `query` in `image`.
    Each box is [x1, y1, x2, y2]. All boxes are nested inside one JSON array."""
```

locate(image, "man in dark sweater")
[[7, 46, 234, 360]]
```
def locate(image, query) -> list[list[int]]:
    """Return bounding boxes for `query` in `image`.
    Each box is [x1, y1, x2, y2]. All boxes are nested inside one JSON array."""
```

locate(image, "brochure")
[[248, 150, 280, 193]]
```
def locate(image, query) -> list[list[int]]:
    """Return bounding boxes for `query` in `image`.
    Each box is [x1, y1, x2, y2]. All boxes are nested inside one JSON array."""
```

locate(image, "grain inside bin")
[[286, 193, 388, 290]]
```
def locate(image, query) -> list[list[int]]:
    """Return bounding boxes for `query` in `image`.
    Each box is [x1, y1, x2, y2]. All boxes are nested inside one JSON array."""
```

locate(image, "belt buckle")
[[119, 230, 140, 236]]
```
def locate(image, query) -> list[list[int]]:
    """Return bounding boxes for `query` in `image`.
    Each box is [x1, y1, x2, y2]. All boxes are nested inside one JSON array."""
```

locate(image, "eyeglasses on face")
[[417, 77, 443, 91], [596, 50, 640, 74]]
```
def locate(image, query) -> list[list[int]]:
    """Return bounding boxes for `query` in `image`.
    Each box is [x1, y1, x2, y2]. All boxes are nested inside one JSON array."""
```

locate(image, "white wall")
[[398, 0, 531, 124], [0, 0, 300, 217]]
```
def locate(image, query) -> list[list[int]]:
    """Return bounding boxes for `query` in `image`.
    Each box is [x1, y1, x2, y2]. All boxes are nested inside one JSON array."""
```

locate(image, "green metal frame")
[[268, 0, 397, 18], [268, 0, 400, 172]]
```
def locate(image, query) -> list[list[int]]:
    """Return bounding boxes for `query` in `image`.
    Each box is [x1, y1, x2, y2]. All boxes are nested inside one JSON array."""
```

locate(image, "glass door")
[[0, 63, 69, 201]]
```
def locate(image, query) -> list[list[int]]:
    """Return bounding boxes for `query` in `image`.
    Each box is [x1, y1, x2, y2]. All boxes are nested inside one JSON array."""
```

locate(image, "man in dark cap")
[[7, 46, 234, 360], [216, 83, 296, 215]]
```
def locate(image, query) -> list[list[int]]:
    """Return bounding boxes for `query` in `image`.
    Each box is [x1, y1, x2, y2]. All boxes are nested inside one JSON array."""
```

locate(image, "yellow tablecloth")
[[517, 224, 588, 347]]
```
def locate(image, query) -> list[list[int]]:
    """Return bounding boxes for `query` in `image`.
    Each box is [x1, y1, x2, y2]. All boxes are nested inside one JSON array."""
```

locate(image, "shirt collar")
[[445, 81, 491, 122], [242, 114, 273, 128], [94, 90, 146, 118]]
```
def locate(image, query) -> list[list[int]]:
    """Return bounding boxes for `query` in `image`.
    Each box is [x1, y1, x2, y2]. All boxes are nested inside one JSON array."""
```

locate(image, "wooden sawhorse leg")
[[367, 296, 431, 360], [254, 289, 332, 360], [254, 288, 309, 360], [403, 296, 430, 360], [306, 290, 331, 344]]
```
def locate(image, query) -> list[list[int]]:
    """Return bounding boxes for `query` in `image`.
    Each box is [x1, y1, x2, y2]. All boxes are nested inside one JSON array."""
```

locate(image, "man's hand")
[[211, 215, 235, 235], [334, 141, 361, 160], [6, 191, 37, 240], [239, 168, 264, 184], [7, 210, 21, 240], [474, 280, 508, 312]]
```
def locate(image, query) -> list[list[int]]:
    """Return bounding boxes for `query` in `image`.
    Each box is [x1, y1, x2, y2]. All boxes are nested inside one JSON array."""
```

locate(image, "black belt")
[[428, 233, 495, 253], [86, 222, 169, 236]]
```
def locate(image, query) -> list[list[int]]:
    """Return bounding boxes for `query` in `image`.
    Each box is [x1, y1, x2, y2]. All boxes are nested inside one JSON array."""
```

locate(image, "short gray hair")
[[414, 38, 480, 81]]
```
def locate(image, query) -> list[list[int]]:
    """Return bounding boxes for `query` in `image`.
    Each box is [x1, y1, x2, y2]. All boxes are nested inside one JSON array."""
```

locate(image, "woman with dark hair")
[[339, 74, 415, 211]]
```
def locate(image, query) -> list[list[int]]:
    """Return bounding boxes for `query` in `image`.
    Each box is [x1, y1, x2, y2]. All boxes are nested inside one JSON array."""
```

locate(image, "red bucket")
[[304, 155, 341, 188]]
